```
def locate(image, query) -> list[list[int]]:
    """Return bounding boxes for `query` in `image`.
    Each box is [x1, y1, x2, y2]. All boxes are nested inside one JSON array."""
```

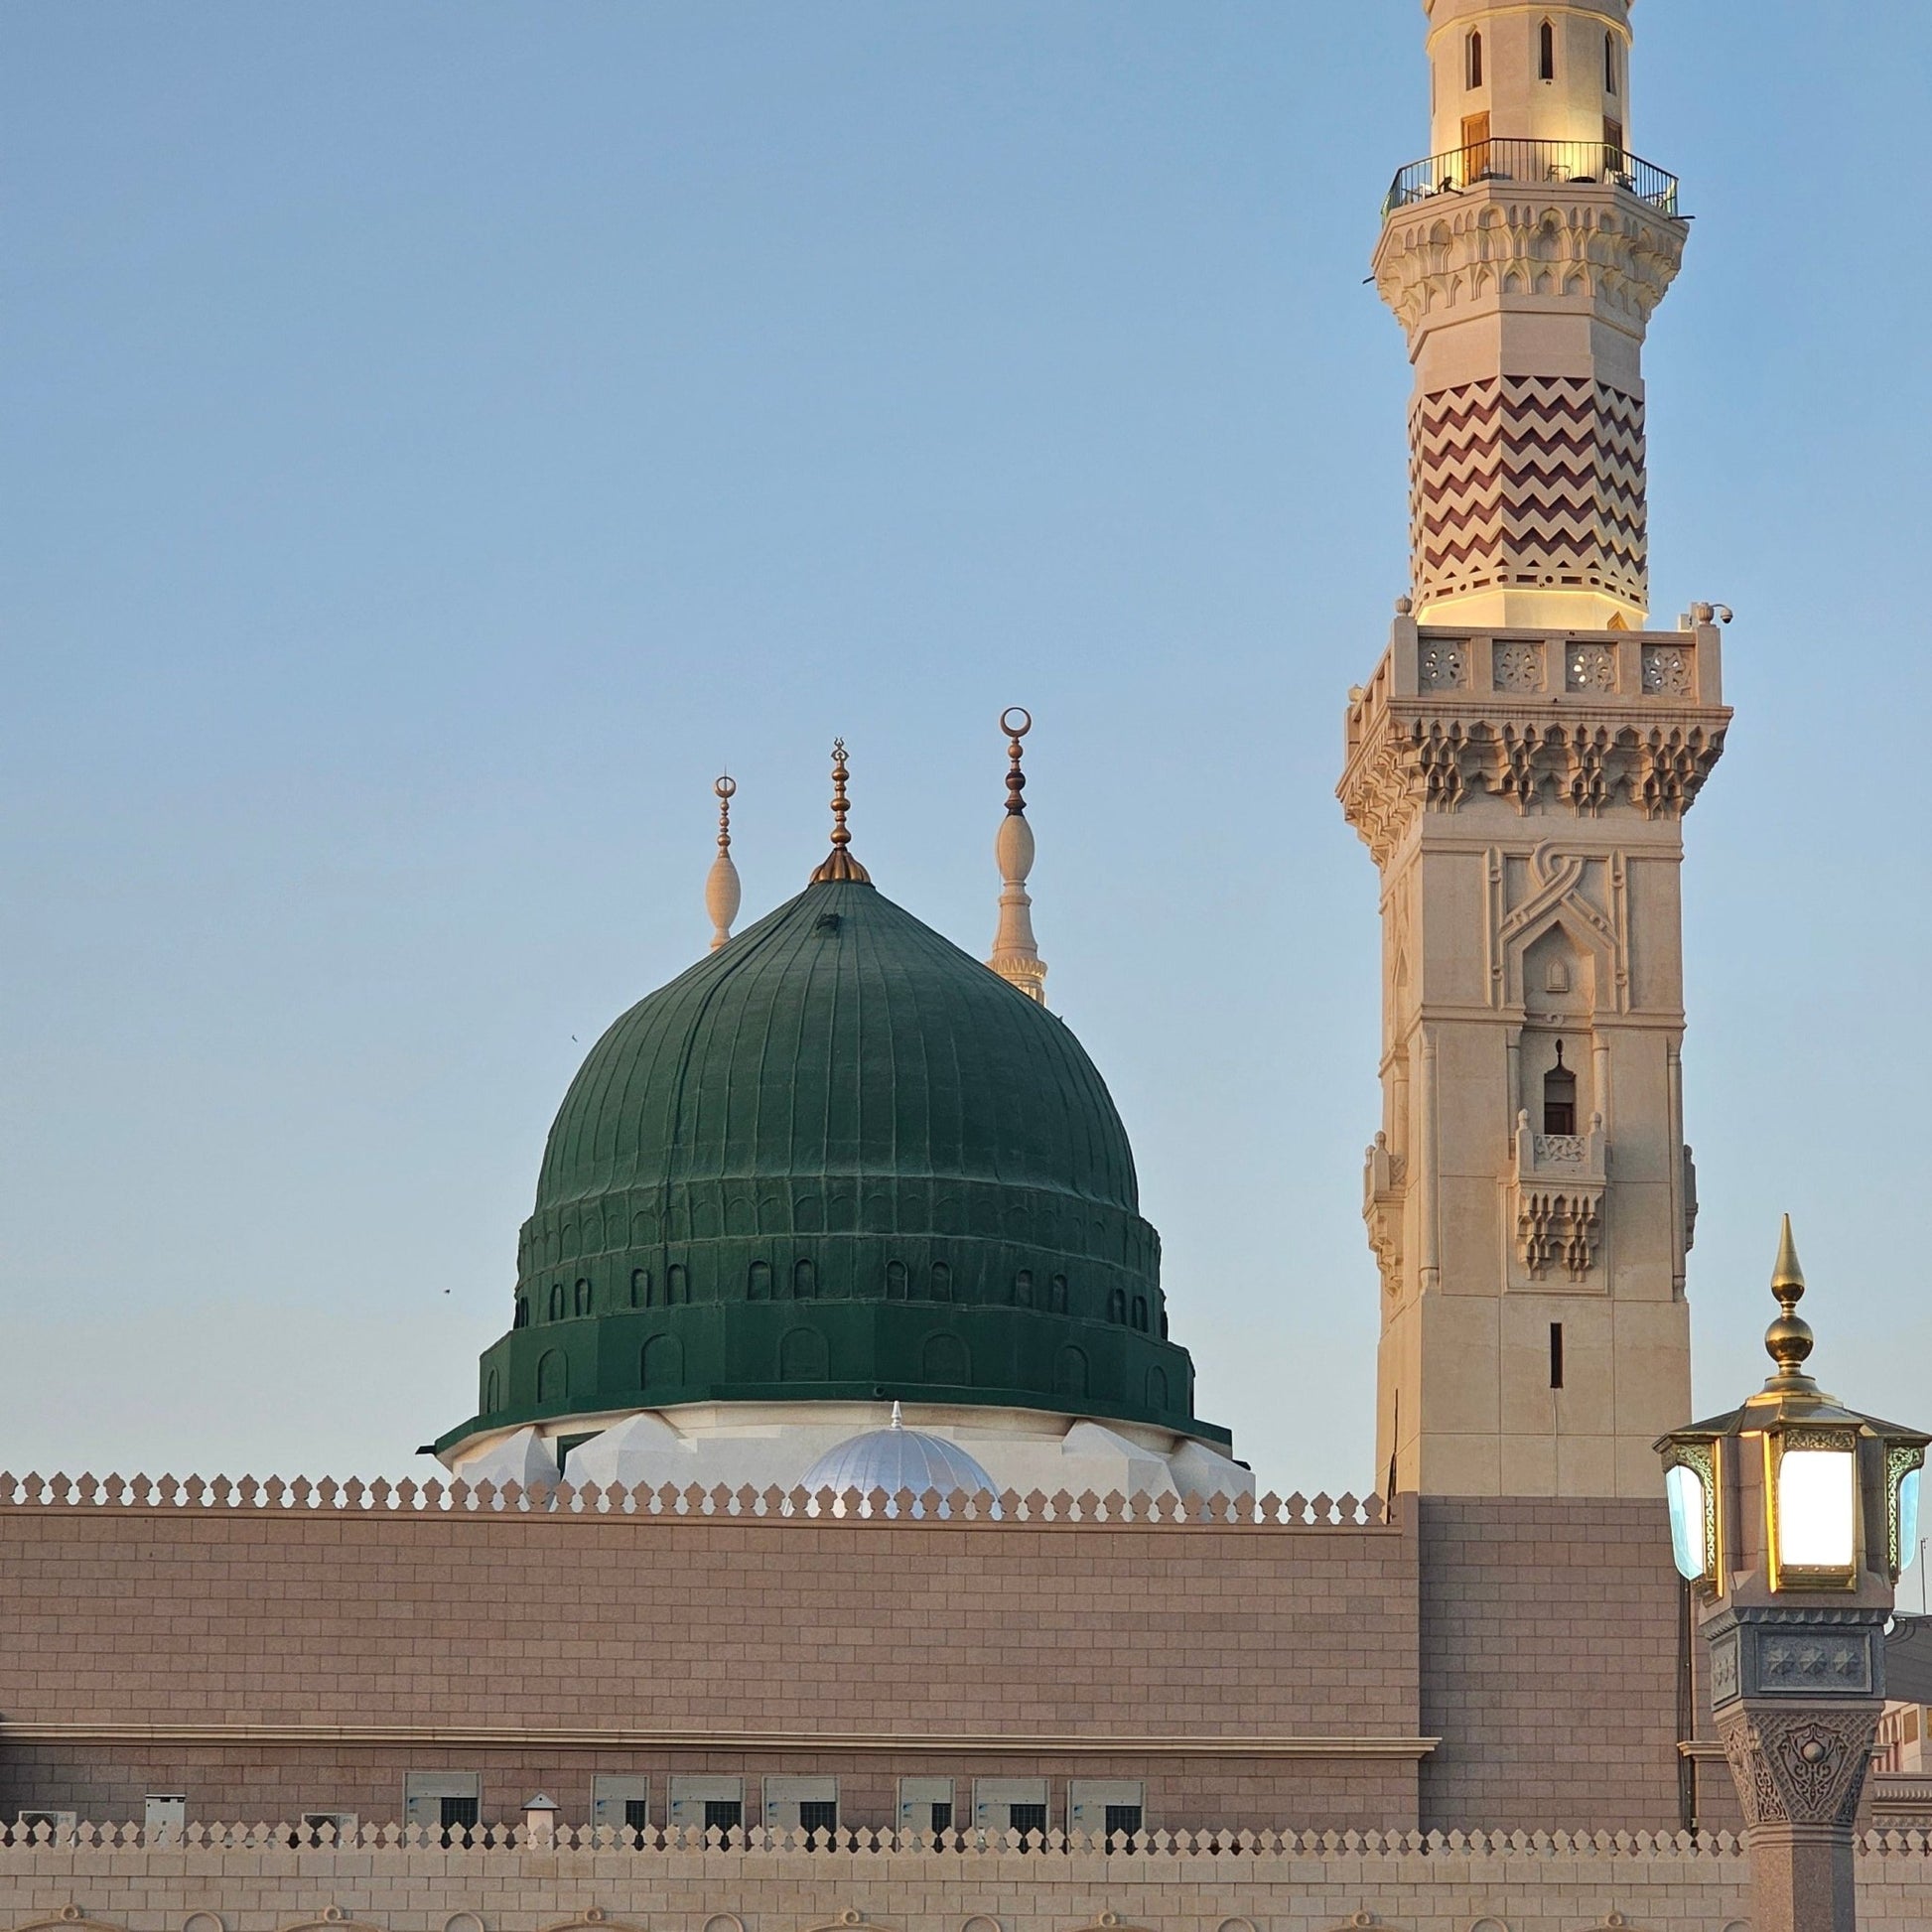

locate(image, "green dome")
[[442, 876, 1224, 1450]]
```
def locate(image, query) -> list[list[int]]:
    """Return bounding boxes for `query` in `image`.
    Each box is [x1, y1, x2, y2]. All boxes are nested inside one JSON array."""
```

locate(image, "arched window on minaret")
[[1466, 30, 1483, 89], [1605, 31, 1619, 95], [1539, 20, 1556, 82], [1543, 1045, 1579, 1137]]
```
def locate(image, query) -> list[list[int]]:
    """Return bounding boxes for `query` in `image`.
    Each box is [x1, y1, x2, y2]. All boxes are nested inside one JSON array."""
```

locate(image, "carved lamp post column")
[[1658, 1220, 1927, 1932]]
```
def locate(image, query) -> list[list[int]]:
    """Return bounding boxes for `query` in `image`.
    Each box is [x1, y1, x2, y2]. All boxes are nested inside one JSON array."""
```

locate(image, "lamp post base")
[[1741, 1822, 1861, 1932], [1715, 1698, 1881, 1932]]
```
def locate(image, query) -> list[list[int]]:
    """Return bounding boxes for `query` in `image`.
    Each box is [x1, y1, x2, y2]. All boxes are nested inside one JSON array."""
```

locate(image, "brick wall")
[[1417, 1496, 1687, 1831], [0, 1493, 1419, 1832]]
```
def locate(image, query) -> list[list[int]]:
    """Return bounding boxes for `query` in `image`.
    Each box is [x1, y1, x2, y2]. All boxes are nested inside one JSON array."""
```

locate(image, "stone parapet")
[[0, 1472, 1383, 1524], [3, 1824, 1932, 1932], [1339, 610, 1729, 869]]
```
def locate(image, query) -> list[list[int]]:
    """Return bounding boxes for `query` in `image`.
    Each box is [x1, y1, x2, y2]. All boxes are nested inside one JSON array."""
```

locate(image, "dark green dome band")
[[443, 878, 1224, 1452]]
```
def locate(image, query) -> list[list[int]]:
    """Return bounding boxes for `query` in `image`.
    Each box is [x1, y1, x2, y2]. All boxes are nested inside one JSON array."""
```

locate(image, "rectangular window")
[[16, 1812, 77, 1846], [974, 1777, 1049, 1838], [1069, 1778, 1146, 1844], [439, 1796, 479, 1845], [293, 1812, 357, 1848], [762, 1775, 838, 1836], [899, 1775, 954, 1836], [668, 1775, 743, 1833], [591, 1774, 651, 1838], [404, 1770, 482, 1840], [1550, 1322, 1565, 1390]]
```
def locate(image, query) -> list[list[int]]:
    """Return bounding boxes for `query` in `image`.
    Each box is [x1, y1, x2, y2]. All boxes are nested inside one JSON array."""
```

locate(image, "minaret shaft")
[[1344, 1, 1728, 1500], [1377, 0, 1681, 631]]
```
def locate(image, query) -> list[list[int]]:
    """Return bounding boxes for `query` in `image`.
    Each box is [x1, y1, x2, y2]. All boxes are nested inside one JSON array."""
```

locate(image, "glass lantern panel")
[[1666, 1463, 1708, 1581], [1900, 1468, 1922, 1574], [1778, 1448, 1858, 1571]]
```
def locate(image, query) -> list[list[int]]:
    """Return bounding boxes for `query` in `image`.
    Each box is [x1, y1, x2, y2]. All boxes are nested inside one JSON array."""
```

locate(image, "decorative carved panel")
[[1641, 642, 1696, 696], [1716, 1702, 1880, 1829]]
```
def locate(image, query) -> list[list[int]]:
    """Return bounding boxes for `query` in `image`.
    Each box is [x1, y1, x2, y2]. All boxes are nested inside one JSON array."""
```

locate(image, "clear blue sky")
[[4, 3, 1928, 1496]]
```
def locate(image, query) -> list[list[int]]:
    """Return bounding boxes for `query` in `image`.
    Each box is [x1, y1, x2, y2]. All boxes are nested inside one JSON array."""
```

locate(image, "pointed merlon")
[[705, 775, 742, 951], [986, 707, 1047, 1006], [809, 738, 872, 885]]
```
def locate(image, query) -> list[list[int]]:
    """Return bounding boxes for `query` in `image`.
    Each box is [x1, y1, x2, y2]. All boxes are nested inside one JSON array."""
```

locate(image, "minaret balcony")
[[1383, 139, 1680, 220], [1511, 1111, 1607, 1285], [1338, 611, 1734, 863]]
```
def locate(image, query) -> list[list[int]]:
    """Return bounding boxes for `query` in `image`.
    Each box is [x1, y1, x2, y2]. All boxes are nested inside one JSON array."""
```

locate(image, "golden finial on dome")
[[705, 774, 741, 951], [1764, 1213, 1817, 1388], [809, 738, 872, 884]]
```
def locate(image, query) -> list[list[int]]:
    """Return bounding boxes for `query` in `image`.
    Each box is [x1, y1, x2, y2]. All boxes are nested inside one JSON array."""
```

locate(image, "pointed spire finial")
[[705, 774, 742, 952], [987, 708, 1047, 1005], [808, 738, 872, 884], [1764, 1213, 1817, 1387]]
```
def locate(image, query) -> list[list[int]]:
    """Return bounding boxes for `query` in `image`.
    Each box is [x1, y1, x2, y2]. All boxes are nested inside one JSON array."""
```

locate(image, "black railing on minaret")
[[1383, 140, 1680, 219]]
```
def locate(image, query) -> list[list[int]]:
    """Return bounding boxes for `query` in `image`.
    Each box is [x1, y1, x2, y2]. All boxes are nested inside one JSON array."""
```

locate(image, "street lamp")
[[1658, 1218, 1927, 1932]]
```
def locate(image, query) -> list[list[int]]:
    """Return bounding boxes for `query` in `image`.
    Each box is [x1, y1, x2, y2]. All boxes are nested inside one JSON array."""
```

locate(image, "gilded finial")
[[987, 707, 1047, 1006], [808, 738, 872, 885], [705, 774, 742, 951], [1764, 1213, 1816, 1387]]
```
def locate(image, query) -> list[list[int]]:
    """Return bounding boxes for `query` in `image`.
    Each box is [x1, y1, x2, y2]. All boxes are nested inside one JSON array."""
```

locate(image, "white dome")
[[799, 1406, 1001, 1518]]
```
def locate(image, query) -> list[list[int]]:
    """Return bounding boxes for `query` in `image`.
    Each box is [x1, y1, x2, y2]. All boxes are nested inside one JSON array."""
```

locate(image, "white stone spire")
[[705, 774, 741, 951], [986, 708, 1046, 1006]]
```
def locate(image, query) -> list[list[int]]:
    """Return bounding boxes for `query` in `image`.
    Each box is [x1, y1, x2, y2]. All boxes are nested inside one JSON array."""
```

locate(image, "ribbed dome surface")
[[445, 875, 1224, 1455], [800, 1411, 1000, 1518], [537, 878, 1139, 1210]]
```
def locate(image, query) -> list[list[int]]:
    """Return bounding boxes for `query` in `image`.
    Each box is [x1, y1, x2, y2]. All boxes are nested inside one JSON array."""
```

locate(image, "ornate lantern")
[[1657, 1218, 1926, 1932]]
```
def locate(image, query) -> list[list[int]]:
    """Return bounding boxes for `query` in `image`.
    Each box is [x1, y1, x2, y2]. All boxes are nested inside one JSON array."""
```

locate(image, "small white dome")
[[799, 1405, 1001, 1518]]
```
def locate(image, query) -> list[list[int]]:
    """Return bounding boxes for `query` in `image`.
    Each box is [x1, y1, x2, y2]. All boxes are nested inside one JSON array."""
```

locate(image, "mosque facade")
[[7, 4, 1932, 1929]]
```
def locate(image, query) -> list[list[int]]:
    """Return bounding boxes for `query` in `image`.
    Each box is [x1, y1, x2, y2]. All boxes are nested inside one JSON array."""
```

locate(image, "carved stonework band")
[[1715, 1702, 1880, 1831]]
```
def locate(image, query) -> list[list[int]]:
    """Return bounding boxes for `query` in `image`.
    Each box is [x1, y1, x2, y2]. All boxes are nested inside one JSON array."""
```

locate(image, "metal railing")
[[1382, 139, 1680, 218]]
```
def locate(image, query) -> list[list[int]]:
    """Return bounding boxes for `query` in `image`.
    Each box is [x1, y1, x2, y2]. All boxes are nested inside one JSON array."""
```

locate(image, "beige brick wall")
[[2, 1829, 1929, 1932], [1418, 1496, 1690, 1830], [0, 1497, 1421, 1833], [1, 1487, 1731, 1837]]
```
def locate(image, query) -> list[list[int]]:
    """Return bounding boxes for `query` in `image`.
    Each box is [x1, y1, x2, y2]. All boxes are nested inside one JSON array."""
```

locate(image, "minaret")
[[705, 774, 741, 951], [1341, 0, 1731, 1499], [986, 707, 1047, 1006], [1376, 0, 1682, 631]]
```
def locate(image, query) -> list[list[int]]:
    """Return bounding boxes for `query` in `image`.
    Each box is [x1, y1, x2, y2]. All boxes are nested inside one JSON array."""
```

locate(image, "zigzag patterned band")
[[1410, 375, 1647, 611]]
